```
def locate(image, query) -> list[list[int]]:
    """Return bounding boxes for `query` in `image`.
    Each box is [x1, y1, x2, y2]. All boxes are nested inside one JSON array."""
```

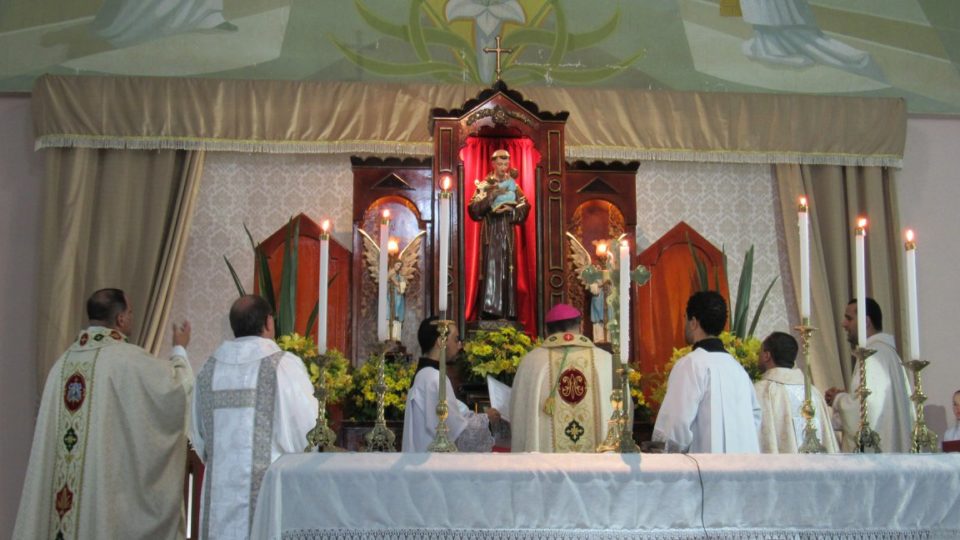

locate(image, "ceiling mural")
[[1, 0, 958, 114]]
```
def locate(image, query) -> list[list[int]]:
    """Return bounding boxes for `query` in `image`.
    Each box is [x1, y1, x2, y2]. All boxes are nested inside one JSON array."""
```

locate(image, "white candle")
[[318, 220, 330, 354], [377, 210, 390, 342], [905, 229, 919, 360], [619, 240, 629, 364], [438, 177, 451, 313], [798, 197, 810, 321], [855, 218, 867, 348]]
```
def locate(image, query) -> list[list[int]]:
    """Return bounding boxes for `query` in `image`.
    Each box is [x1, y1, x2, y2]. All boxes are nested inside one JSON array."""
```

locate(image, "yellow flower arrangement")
[[276, 333, 354, 404], [626, 369, 648, 410], [462, 326, 536, 385], [349, 356, 416, 421], [649, 331, 762, 411]]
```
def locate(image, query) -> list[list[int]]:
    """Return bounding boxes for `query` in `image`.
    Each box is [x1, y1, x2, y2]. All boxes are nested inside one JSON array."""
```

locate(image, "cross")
[[483, 35, 513, 81]]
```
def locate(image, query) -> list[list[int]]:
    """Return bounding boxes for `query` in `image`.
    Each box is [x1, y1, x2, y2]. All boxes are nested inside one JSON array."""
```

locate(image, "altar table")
[[251, 452, 960, 540]]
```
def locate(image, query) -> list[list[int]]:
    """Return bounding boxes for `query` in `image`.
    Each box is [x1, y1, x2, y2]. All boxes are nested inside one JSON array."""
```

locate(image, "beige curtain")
[[32, 75, 906, 167], [35, 148, 204, 390], [775, 164, 904, 390]]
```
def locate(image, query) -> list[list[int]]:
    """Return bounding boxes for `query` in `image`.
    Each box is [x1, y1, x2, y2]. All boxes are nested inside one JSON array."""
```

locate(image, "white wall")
[[0, 95, 43, 535], [899, 116, 960, 436]]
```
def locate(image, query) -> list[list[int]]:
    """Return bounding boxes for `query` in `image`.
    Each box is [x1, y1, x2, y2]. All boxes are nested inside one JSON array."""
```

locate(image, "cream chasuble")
[[14, 327, 193, 540], [754, 367, 839, 453], [511, 333, 613, 452]]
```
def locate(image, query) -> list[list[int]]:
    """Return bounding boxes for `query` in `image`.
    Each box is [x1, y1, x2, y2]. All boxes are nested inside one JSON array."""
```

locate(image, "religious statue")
[[358, 229, 426, 341], [468, 149, 530, 320], [567, 233, 624, 344]]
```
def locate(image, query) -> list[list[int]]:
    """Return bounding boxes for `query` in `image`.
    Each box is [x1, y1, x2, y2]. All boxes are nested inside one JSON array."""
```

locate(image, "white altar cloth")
[[251, 453, 960, 540]]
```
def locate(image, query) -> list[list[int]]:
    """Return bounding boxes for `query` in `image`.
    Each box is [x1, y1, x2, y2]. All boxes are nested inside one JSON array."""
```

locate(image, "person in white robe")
[[826, 298, 915, 453], [91, 0, 237, 48], [754, 331, 839, 453], [190, 295, 317, 540], [402, 316, 500, 452], [945, 390, 960, 443], [653, 291, 761, 453], [15, 288, 193, 539], [511, 304, 614, 453]]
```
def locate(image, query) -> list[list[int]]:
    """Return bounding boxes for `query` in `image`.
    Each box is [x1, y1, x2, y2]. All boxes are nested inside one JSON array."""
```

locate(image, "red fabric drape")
[[461, 137, 540, 336]]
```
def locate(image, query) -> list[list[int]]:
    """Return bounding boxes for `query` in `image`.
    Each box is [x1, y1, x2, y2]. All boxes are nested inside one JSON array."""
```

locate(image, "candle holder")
[[794, 322, 827, 453], [902, 358, 938, 453], [596, 343, 640, 454], [304, 353, 340, 452], [428, 318, 458, 452], [364, 343, 396, 452], [853, 346, 882, 453]]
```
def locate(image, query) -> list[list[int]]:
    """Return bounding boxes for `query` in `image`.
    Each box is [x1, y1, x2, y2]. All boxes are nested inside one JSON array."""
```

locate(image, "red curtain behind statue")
[[461, 137, 540, 336]]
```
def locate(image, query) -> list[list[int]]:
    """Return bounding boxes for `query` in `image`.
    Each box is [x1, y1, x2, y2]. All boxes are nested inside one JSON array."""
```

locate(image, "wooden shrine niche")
[[431, 81, 569, 337], [257, 213, 352, 356], [563, 160, 639, 347], [350, 157, 433, 362]]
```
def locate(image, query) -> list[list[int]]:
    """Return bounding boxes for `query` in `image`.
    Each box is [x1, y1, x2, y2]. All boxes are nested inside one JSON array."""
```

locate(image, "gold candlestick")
[[428, 318, 458, 452], [304, 353, 339, 452], [902, 358, 938, 453], [596, 343, 639, 454], [853, 346, 881, 453], [795, 321, 826, 453], [364, 343, 396, 452]]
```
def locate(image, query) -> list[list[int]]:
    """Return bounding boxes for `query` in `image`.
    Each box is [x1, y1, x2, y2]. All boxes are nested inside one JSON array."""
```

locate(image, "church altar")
[[251, 453, 960, 539]]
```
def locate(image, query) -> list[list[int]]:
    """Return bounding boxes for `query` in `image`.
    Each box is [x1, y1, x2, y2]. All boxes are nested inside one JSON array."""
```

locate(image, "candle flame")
[[595, 242, 608, 258], [382, 209, 390, 219], [387, 238, 399, 254], [798, 196, 808, 211], [321, 219, 330, 233], [857, 217, 867, 228], [905, 229, 915, 242], [441, 176, 451, 191]]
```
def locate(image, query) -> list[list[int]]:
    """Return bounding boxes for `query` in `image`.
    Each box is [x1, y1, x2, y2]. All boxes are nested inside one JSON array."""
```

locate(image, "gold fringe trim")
[[35, 135, 902, 168]]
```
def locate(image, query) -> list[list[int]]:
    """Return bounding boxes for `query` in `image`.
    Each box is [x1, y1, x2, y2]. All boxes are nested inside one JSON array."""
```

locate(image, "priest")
[[754, 331, 839, 453], [826, 298, 914, 452], [15, 288, 194, 539], [653, 291, 761, 453], [511, 304, 613, 452]]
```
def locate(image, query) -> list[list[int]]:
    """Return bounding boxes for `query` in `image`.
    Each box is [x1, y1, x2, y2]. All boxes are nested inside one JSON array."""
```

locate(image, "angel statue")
[[567, 232, 620, 344], [358, 229, 427, 342]]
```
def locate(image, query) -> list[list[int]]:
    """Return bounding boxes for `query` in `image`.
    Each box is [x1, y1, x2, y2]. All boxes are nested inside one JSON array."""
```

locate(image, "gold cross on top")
[[483, 35, 513, 81]]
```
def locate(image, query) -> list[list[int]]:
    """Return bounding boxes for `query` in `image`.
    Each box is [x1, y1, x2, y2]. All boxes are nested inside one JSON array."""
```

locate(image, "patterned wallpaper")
[[635, 161, 792, 340], [168, 154, 791, 370], [167, 152, 354, 370]]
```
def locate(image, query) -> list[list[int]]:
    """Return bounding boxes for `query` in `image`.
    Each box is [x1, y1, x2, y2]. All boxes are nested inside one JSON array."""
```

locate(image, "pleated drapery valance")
[[32, 74, 906, 167]]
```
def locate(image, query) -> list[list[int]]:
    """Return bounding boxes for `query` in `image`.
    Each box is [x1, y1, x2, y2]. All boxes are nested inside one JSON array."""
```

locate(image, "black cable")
[[681, 452, 709, 539]]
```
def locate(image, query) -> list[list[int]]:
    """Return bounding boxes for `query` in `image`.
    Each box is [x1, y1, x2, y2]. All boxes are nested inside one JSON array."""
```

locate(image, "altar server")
[[754, 331, 839, 453], [402, 316, 500, 452], [511, 304, 614, 452], [653, 291, 762, 453], [190, 295, 317, 539], [15, 288, 193, 539]]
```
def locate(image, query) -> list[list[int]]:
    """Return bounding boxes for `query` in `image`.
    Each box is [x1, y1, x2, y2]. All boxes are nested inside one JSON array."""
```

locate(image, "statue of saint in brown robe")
[[468, 149, 530, 320]]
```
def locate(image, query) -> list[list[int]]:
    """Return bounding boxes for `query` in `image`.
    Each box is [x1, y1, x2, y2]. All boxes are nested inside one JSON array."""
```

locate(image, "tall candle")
[[318, 220, 330, 354], [905, 229, 919, 360], [377, 210, 390, 342], [798, 197, 810, 320], [438, 177, 451, 313], [855, 218, 867, 348], [619, 240, 629, 364]]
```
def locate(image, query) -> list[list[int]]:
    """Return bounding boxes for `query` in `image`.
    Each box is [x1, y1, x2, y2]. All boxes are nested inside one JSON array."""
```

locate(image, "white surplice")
[[754, 367, 839, 453], [653, 345, 762, 453], [14, 327, 193, 540], [189, 336, 317, 540], [402, 364, 493, 452], [832, 332, 915, 453]]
